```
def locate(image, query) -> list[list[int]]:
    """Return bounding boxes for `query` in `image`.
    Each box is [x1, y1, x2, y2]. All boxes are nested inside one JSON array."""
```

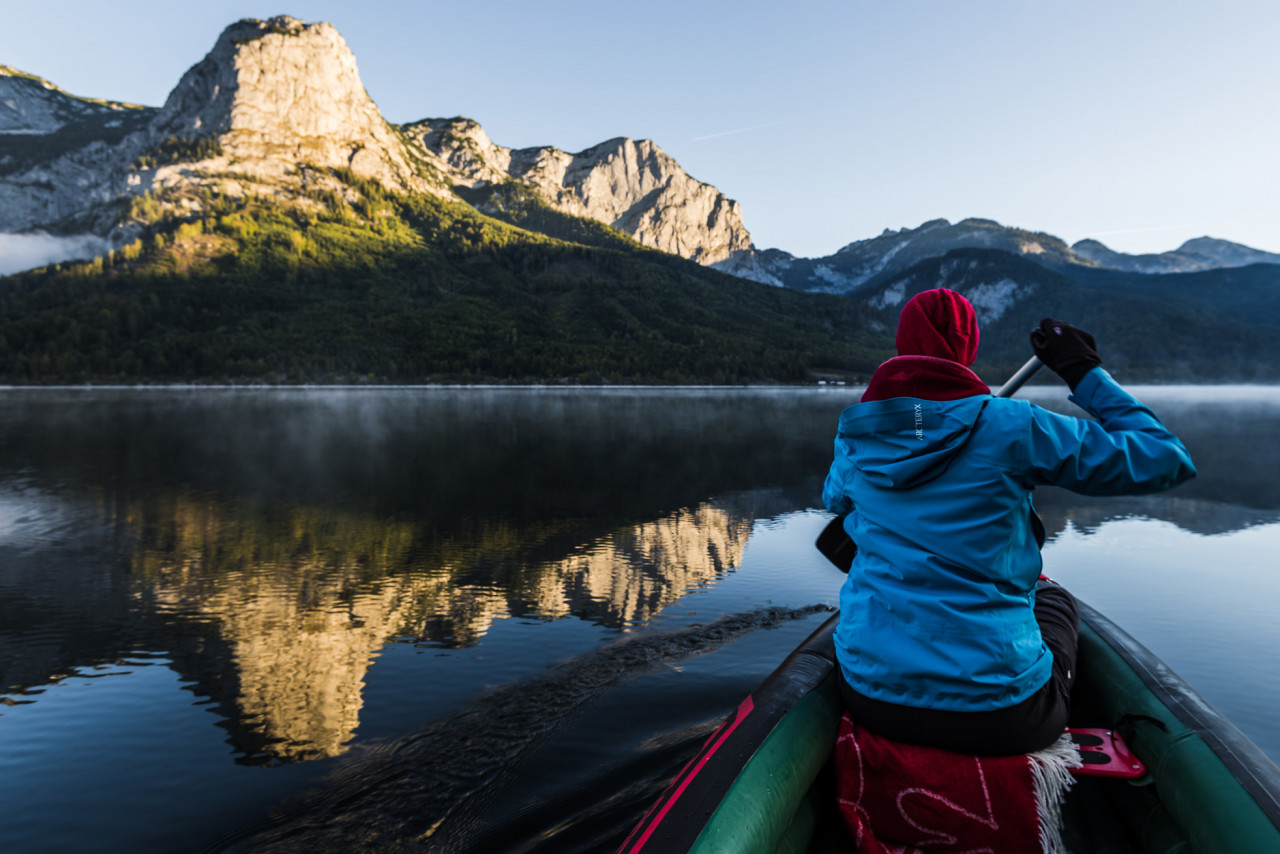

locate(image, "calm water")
[[2, 386, 1279, 852]]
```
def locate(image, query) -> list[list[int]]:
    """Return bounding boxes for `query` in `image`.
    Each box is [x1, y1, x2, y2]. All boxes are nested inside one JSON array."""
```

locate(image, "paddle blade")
[[816, 514, 857, 572]]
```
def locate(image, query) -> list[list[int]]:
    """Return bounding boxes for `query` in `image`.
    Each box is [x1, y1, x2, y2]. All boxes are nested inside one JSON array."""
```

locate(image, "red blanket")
[[835, 713, 1075, 853]]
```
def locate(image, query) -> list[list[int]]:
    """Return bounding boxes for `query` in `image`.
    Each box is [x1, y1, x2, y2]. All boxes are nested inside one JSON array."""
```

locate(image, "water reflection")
[[2, 386, 1279, 769], [117, 492, 752, 760]]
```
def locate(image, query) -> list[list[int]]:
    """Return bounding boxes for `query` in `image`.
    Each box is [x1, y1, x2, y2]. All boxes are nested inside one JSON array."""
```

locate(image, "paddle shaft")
[[994, 355, 1044, 398]]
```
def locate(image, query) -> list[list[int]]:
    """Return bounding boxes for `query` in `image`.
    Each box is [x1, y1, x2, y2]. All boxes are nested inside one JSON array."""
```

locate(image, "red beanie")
[[895, 289, 980, 366]]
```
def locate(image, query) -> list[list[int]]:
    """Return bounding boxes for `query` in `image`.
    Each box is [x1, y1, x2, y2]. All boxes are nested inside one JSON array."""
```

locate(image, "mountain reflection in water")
[[123, 493, 752, 760], [1, 386, 1278, 851]]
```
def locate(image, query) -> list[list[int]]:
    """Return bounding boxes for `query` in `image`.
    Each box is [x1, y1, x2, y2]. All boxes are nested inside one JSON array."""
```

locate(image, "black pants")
[[837, 580, 1080, 756]]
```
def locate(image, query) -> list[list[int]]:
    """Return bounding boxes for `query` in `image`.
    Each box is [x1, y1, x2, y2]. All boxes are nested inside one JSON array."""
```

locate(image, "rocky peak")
[[150, 15, 425, 191], [513, 136, 753, 265], [407, 117, 512, 186], [405, 120, 755, 267]]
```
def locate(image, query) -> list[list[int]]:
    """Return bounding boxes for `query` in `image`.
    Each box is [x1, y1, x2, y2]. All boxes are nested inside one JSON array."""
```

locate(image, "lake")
[[2, 385, 1279, 852]]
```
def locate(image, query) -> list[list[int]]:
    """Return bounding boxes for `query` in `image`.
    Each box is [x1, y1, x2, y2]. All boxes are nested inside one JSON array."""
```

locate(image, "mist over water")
[[1, 386, 1278, 851]]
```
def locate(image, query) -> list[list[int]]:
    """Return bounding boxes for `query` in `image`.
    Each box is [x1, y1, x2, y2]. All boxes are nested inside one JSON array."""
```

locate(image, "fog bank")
[[0, 232, 110, 276]]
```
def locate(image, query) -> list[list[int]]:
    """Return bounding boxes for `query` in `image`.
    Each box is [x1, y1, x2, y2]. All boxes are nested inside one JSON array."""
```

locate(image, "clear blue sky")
[[4, 0, 1277, 257]]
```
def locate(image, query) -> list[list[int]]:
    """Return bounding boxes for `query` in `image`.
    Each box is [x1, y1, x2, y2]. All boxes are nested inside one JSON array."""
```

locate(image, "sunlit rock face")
[[0, 17, 439, 239], [126, 495, 751, 762], [149, 16, 428, 193], [407, 119, 757, 267]]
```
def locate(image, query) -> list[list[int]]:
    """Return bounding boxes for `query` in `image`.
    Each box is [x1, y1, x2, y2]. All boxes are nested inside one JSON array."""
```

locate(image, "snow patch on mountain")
[[712, 250, 783, 285], [811, 264, 856, 290], [966, 279, 1027, 324], [870, 281, 909, 310]]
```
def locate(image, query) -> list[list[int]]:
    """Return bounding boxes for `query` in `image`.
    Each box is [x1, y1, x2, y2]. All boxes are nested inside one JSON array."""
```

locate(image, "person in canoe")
[[822, 289, 1196, 755]]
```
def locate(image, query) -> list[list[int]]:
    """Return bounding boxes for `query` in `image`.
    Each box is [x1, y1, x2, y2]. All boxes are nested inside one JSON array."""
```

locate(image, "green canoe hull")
[[622, 603, 1280, 853]]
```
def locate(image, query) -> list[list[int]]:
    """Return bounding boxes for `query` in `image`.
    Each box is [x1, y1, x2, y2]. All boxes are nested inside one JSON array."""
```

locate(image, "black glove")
[[1030, 318, 1101, 390]]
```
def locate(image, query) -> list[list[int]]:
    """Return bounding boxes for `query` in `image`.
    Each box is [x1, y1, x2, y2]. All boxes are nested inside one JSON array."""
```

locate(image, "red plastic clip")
[[1065, 728, 1146, 779]]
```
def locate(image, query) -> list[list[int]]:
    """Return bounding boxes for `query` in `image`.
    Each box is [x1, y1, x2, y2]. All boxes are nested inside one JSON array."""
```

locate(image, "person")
[[822, 288, 1195, 755]]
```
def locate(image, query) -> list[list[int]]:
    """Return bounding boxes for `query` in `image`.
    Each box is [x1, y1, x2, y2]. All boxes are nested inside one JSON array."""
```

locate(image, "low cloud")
[[0, 232, 110, 276]]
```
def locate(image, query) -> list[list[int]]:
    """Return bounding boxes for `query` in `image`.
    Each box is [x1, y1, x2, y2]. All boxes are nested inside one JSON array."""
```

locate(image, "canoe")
[[620, 602, 1280, 853]]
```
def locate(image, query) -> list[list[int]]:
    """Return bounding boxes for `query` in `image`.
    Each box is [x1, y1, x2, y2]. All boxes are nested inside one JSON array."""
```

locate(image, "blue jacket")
[[822, 368, 1195, 711]]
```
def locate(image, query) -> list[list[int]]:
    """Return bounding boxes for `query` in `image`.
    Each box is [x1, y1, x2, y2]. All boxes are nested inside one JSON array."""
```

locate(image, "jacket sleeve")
[[1023, 367, 1196, 495], [823, 438, 855, 515]]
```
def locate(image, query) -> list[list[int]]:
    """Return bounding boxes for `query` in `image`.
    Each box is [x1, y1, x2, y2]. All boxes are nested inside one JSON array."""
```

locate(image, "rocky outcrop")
[[149, 16, 429, 193], [0, 16, 437, 240], [0, 64, 147, 134], [406, 118, 756, 267]]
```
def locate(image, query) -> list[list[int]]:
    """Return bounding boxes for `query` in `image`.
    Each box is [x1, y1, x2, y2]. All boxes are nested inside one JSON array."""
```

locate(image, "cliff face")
[[406, 118, 757, 268], [0, 16, 440, 240], [149, 16, 428, 193]]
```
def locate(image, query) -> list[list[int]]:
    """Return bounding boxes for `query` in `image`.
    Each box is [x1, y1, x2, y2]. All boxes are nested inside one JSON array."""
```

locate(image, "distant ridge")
[[751, 218, 1280, 293]]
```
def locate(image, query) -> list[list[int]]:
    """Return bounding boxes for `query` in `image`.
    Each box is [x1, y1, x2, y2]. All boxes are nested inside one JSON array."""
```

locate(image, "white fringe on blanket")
[[1030, 733, 1083, 854]]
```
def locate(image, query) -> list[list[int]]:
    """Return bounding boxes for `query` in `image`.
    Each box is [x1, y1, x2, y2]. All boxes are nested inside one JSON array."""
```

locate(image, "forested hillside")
[[863, 249, 1280, 383], [0, 171, 889, 384]]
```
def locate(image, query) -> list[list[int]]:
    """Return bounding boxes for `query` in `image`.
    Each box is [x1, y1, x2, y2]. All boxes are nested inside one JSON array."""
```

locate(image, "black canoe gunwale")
[[622, 603, 1280, 853]]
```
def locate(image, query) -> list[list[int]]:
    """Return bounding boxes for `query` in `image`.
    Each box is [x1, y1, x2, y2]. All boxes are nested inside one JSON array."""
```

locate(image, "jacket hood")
[[838, 396, 990, 489], [862, 355, 990, 403], [896, 288, 980, 365]]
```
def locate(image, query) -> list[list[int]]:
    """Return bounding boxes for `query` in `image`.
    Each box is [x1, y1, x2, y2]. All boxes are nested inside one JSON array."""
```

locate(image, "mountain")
[[1071, 236, 1280, 274], [1, 17, 438, 243], [3, 19, 1273, 289], [148, 17, 429, 194], [750, 218, 1085, 293], [856, 248, 1280, 382], [0, 16, 760, 280], [756, 218, 1280, 294], [0, 64, 156, 239], [0, 15, 896, 386]]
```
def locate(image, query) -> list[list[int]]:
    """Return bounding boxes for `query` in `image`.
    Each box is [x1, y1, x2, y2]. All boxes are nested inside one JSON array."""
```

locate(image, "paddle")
[[815, 356, 1044, 571]]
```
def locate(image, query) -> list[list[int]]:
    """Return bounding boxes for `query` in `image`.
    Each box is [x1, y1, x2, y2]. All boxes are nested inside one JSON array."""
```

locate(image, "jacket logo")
[[914, 403, 924, 440]]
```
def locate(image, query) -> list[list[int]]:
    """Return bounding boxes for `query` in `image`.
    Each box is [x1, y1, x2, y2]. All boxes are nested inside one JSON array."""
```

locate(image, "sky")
[[2, 0, 1277, 258]]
